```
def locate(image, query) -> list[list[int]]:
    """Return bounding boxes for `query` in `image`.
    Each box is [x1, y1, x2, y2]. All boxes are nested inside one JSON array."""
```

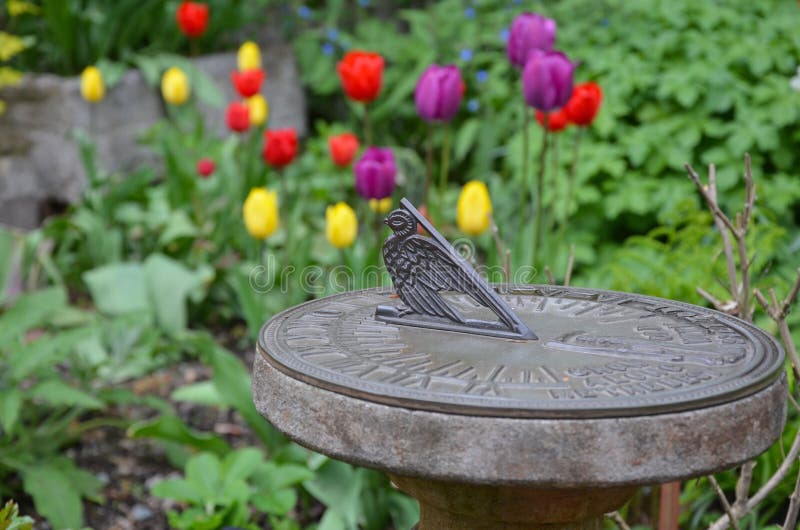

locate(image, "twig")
[[707, 164, 739, 302], [544, 266, 555, 285], [709, 427, 800, 530], [697, 286, 725, 312], [564, 244, 575, 287], [606, 511, 632, 530], [733, 461, 755, 513], [782, 463, 800, 530], [707, 475, 741, 530], [685, 163, 738, 235]]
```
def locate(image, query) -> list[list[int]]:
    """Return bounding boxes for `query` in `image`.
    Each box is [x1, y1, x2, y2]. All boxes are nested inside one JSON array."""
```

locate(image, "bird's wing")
[[401, 235, 516, 325]]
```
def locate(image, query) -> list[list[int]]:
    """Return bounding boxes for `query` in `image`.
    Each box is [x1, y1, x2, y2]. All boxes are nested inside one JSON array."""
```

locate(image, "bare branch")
[[782, 464, 800, 530], [544, 266, 555, 285], [742, 153, 755, 234], [685, 163, 738, 234], [697, 286, 725, 311], [709, 427, 800, 530], [733, 461, 755, 512], [708, 164, 739, 301], [564, 244, 575, 287], [707, 475, 741, 530], [606, 511, 632, 530]]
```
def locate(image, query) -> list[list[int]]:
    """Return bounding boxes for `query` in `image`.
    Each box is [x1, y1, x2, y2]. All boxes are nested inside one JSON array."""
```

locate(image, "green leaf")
[[251, 488, 297, 516], [27, 379, 104, 409], [128, 414, 231, 456], [21, 457, 100, 530], [170, 381, 224, 406], [143, 254, 213, 336], [157, 210, 198, 247], [151, 478, 202, 504], [316, 509, 347, 530], [389, 491, 419, 530], [9, 327, 95, 381], [304, 460, 362, 530], [185, 452, 222, 499], [0, 287, 67, 347], [83, 263, 150, 316], [222, 447, 264, 487], [0, 387, 21, 433]]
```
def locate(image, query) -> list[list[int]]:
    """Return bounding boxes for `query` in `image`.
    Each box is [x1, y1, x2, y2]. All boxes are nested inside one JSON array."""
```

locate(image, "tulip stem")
[[438, 126, 451, 213], [563, 126, 584, 229], [363, 104, 373, 146], [521, 100, 530, 219], [425, 124, 434, 205], [532, 113, 549, 265]]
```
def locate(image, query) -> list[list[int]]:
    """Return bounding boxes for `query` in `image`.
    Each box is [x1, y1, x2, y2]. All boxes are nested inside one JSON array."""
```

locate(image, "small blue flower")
[[512, 0, 522, 4], [322, 42, 335, 56], [464, 6, 476, 19], [327, 28, 339, 41], [499, 28, 510, 42], [297, 5, 312, 19], [600, 18, 610, 27], [467, 98, 479, 113], [358, 0, 370, 6], [460, 48, 473, 62], [476, 70, 488, 84]]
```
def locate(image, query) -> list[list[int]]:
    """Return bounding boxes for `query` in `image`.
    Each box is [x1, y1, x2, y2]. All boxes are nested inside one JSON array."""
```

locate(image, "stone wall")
[[0, 42, 306, 229]]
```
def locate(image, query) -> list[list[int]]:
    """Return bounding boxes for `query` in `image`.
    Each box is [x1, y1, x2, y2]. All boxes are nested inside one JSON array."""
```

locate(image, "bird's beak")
[[383, 219, 389, 225]]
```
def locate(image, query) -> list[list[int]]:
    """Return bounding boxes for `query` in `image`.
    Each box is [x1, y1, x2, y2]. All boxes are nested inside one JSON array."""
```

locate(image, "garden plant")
[[0, 0, 799, 529]]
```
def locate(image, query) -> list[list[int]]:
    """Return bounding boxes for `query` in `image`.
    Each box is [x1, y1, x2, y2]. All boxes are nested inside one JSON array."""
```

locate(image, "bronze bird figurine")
[[376, 199, 537, 340]]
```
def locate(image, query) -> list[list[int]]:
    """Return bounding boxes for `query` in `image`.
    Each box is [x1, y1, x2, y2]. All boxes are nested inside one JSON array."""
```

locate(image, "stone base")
[[392, 475, 635, 530]]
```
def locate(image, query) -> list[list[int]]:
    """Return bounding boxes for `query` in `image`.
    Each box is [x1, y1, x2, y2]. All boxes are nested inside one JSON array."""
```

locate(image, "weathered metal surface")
[[258, 285, 784, 418], [253, 352, 786, 487], [377, 199, 536, 340]]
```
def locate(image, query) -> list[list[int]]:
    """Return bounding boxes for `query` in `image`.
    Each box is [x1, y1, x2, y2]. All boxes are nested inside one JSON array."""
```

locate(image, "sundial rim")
[[257, 284, 784, 419]]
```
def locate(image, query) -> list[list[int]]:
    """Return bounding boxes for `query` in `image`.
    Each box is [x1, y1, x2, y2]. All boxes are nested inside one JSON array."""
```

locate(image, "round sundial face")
[[258, 285, 784, 418]]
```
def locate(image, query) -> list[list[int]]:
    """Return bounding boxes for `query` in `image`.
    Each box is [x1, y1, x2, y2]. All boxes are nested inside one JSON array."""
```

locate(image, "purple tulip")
[[354, 147, 396, 200], [522, 50, 575, 111], [414, 64, 464, 123], [507, 12, 557, 68]]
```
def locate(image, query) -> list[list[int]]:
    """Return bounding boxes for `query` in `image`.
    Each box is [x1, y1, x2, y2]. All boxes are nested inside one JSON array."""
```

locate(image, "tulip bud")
[[457, 181, 492, 236], [196, 158, 215, 177], [414, 64, 464, 123], [246, 94, 269, 126], [262, 129, 298, 168], [535, 109, 569, 132], [336, 50, 384, 103], [225, 101, 250, 132], [237, 41, 262, 71], [80, 66, 105, 103], [368, 198, 392, 214], [243, 188, 279, 240], [326, 202, 358, 249], [522, 50, 574, 112], [328, 133, 360, 168], [161, 67, 190, 105], [231, 68, 265, 98], [563, 82, 603, 127], [507, 12, 556, 68], [176, 1, 209, 38], [354, 147, 396, 200]]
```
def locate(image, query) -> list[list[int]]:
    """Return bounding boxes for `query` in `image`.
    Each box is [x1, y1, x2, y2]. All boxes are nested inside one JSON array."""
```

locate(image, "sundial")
[[253, 198, 787, 529]]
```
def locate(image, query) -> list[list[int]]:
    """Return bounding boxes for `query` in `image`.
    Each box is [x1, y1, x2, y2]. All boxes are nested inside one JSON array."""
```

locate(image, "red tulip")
[[196, 158, 215, 177], [262, 129, 298, 168], [225, 101, 250, 133], [328, 133, 360, 168], [231, 69, 265, 98], [336, 50, 384, 103], [535, 109, 569, 132], [564, 82, 603, 126], [176, 1, 209, 38]]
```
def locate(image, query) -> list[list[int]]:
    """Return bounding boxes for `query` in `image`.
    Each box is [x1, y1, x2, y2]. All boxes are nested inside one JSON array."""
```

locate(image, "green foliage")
[[3, 0, 273, 75], [152, 448, 312, 530], [0, 499, 34, 530]]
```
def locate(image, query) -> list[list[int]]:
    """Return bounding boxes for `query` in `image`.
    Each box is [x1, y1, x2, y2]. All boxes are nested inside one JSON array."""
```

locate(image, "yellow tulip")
[[368, 198, 392, 214], [243, 188, 279, 240], [456, 181, 492, 236], [326, 202, 358, 249], [237, 41, 262, 71], [80, 66, 105, 103], [246, 94, 269, 126], [161, 67, 190, 105]]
